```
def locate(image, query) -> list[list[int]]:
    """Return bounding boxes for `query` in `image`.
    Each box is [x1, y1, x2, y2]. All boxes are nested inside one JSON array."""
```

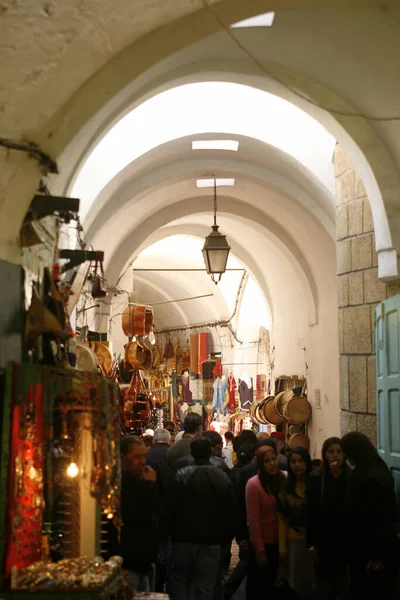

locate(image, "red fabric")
[[5, 377, 45, 577], [246, 475, 279, 552], [198, 333, 210, 371], [228, 374, 237, 412], [190, 334, 199, 374]]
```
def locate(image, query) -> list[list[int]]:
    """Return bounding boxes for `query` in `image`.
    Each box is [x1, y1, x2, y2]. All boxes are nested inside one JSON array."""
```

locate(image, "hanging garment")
[[227, 374, 237, 412], [213, 377, 222, 412], [256, 374, 267, 401], [239, 377, 254, 408], [170, 370, 179, 399], [201, 359, 216, 381], [179, 372, 193, 405]]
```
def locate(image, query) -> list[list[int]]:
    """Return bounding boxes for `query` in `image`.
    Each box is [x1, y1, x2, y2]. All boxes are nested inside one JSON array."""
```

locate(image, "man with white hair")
[[146, 428, 171, 496]]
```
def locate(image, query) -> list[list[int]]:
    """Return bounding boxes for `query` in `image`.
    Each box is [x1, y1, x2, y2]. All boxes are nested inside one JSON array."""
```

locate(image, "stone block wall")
[[335, 145, 400, 441]]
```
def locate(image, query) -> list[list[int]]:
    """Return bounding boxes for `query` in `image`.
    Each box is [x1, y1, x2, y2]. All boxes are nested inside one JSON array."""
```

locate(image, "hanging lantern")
[[202, 178, 231, 284]]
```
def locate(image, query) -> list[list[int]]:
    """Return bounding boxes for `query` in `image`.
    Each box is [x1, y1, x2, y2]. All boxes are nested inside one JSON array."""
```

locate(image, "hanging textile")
[[213, 376, 228, 413], [201, 359, 216, 381], [227, 373, 237, 412], [179, 371, 193, 405], [256, 374, 267, 401], [190, 334, 199, 375], [239, 376, 254, 408], [212, 359, 223, 380]]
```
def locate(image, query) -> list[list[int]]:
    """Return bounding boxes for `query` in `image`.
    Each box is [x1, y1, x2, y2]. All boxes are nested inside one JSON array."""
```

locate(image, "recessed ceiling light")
[[196, 178, 235, 188], [231, 12, 275, 28], [192, 140, 239, 151]]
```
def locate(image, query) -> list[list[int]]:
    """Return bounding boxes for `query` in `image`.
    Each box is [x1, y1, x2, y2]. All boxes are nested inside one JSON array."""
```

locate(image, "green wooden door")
[[376, 296, 400, 525]]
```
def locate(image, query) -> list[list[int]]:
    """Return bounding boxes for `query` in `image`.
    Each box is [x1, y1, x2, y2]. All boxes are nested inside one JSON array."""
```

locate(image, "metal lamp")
[[202, 178, 231, 284]]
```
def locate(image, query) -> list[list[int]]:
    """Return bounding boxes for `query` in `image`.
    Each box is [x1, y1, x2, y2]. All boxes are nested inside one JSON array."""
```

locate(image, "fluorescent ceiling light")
[[196, 178, 235, 188], [231, 12, 275, 28], [192, 140, 239, 151]]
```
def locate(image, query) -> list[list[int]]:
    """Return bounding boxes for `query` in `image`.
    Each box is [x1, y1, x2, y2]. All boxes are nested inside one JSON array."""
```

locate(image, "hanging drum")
[[122, 305, 135, 337], [274, 390, 292, 419], [134, 305, 154, 337], [289, 433, 310, 450], [282, 393, 311, 425], [76, 342, 98, 372], [289, 423, 304, 435], [94, 341, 113, 376], [263, 396, 284, 424], [122, 305, 154, 337], [124, 341, 144, 369]]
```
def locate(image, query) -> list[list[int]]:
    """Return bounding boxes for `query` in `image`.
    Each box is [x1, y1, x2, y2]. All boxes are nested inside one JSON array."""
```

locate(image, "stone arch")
[[101, 195, 319, 326]]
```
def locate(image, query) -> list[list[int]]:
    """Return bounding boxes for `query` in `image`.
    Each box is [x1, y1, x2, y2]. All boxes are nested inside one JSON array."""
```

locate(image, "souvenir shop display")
[[12, 555, 123, 592], [0, 362, 122, 595]]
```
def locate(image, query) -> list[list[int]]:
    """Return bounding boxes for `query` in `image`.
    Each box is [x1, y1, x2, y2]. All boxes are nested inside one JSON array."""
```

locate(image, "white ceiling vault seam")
[[81, 134, 335, 240], [70, 82, 336, 210]]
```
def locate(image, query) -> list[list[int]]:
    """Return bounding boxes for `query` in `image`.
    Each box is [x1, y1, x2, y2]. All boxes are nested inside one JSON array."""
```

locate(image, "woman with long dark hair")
[[245, 441, 285, 597], [306, 437, 349, 599], [279, 447, 314, 599], [341, 431, 400, 600]]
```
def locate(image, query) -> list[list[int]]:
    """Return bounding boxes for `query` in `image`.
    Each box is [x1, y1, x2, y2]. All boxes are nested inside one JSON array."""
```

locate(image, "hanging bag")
[[91, 257, 107, 298]]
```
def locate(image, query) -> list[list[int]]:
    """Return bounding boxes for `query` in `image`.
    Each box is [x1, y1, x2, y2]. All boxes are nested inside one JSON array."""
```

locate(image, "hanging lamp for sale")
[[202, 178, 231, 284]]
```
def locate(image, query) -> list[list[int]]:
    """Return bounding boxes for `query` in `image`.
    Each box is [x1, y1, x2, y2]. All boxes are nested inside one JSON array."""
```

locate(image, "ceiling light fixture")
[[192, 140, 239, 151], [231, 12, 275, 28], [202, 177, 231, 285], [196, 178, 235, 188]]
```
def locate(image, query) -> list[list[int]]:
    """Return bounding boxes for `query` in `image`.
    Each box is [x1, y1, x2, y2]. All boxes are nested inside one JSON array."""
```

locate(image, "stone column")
[[335, 145, 400, 442]]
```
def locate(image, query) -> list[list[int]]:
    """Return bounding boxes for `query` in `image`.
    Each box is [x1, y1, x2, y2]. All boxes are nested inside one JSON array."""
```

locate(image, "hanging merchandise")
[[91, 256, 107, 299], [190, 333, 199, 374], [227, 372, 237, 412], [213, 375, 228, 413], [121, 304, 154, 338], [239, 373, 254, 408], [201, 357, 216, 403], [0, 363, 121, 589], [170, 370, 179, 400], [179, 370, 193, 405], [212, 359, 223, 379], [190, 332, 211, 375], [256, 374, 267, 401], [163, 339, 174, 360]]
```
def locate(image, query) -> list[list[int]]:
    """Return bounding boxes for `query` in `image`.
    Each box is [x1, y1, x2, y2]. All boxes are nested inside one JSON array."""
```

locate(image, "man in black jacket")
[[164, 437, 235, 600], [146, 427, 171, 496], [109, 436, 159, 594]]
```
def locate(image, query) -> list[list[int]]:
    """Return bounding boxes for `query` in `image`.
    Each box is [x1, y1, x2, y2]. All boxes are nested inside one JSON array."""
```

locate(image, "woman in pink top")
[[245, 442, 285, 598]]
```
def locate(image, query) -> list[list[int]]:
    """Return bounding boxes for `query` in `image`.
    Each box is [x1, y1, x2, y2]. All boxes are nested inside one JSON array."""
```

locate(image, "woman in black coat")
[[341, 432, 400, 600], [306, 437, 350, 600]]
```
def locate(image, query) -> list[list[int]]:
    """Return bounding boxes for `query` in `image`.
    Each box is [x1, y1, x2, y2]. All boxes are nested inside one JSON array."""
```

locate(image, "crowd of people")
[[106, 413, 400, 600]]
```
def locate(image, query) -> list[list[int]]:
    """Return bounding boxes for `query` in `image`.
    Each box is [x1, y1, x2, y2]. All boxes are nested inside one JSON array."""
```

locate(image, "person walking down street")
[[145, 428, 172, 593], [245, 443, 285, 598], [163, 437, 235, 600], [223, 442, 256, 600], [306, 437, 350, 600], [167, 413, 202, 472], [146, 428, 171, 497], [279, 447, 314, 600], [107, 436, 159, 594], [341, 432, 400, 600]]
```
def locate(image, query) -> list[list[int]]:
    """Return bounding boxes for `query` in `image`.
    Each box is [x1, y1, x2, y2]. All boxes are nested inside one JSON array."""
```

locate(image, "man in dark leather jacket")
[[163, 436, 235, 600]]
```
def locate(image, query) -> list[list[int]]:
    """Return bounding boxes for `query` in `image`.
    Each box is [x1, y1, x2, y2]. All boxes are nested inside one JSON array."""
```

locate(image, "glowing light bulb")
[[106, 512, 114, 520], [66, 462, 79, 478]]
